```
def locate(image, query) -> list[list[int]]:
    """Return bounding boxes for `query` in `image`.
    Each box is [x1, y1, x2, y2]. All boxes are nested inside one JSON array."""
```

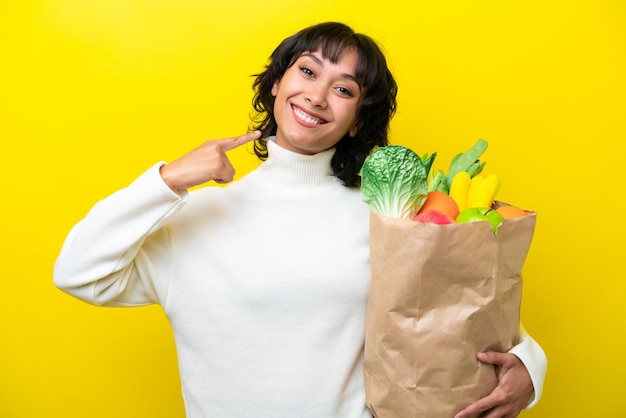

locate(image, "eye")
[[335, 86, 354, 97], [299, 66, 315, 77]]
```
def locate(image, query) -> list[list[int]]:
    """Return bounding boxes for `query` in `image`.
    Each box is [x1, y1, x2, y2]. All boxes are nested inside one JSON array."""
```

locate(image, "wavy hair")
[[250, 22, 397, 187]]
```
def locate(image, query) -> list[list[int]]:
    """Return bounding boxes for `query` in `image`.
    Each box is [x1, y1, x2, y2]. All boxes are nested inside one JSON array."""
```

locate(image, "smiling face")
[[270, 48, 362, 155]]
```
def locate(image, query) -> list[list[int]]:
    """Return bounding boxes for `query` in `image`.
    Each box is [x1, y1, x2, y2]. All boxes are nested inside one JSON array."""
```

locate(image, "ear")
[[271, 80, 280, 97], [349, 120, 361, 137]]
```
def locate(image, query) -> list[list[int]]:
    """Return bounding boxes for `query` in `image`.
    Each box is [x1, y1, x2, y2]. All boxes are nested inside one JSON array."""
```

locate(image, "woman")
[[54, 22, 545, 417]]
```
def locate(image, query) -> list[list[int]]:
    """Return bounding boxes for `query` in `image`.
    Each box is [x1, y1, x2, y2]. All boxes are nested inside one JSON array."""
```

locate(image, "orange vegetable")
[[496, 205, 528, 219], [417, 191, 460, 220]]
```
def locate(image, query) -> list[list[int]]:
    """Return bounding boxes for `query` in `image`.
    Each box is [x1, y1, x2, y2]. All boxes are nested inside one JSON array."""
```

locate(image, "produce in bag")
[[361, 141, 536, 417]]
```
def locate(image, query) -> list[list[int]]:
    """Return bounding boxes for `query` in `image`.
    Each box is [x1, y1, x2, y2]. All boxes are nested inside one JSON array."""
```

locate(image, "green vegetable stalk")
[[360, 145, 432, 219], [427, 138, 489, 194], [445, 138, 488, 189]]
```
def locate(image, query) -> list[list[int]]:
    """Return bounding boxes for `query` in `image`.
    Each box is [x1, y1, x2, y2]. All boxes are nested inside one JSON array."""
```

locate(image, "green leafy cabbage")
[[360, 145, 431, 219]]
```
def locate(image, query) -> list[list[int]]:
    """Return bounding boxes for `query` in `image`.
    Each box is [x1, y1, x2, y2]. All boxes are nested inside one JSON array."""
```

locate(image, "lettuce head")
[[360, 145, 429, 219]]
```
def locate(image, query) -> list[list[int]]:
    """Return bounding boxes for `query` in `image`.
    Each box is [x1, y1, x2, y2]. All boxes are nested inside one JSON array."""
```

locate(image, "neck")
[[260, 138, 340, 191]]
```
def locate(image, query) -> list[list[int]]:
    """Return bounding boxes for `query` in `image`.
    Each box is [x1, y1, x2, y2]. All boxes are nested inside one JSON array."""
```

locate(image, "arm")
[[53, 163, 188, 306], [54, 131, 261, 307], [454, 325, 547, 418]]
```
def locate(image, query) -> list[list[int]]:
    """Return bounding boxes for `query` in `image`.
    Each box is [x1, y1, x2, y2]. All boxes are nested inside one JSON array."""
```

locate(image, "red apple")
[[414, 210, 455, 225]]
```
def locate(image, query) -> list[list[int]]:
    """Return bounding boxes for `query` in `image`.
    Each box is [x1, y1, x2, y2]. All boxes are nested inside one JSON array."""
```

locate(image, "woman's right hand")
[[159, 130, 261, 192]]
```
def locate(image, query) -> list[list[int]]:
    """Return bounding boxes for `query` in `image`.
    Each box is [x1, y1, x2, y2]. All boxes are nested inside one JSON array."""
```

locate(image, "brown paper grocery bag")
[[364, 206, 536, 418]]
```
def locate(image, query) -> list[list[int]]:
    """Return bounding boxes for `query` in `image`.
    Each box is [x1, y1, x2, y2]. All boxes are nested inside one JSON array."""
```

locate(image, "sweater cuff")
[[508, 326, 547, 409], [152, 162, 189, 202]]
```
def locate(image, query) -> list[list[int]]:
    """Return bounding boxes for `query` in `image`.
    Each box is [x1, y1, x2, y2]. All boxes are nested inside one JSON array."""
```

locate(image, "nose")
[[305, 82, 328, 108]]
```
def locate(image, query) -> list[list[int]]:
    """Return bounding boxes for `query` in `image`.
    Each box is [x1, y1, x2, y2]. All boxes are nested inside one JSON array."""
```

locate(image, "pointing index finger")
[[219, 130, 262, 152]]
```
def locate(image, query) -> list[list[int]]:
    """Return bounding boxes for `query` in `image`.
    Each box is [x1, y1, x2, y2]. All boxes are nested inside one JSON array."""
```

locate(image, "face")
[[271, 48, 362, 155]]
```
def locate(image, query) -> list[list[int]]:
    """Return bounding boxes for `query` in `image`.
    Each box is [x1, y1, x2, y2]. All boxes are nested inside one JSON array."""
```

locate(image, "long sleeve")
[[508, 324, 547, 408], [53, 163, 188, 306]]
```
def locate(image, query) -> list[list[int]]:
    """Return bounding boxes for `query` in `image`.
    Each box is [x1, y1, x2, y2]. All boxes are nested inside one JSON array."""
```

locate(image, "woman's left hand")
[[454, 352, 534, 418]]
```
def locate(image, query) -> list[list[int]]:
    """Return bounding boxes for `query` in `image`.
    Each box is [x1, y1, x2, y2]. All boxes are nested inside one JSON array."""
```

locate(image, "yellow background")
[[1, 1, 624, 417]]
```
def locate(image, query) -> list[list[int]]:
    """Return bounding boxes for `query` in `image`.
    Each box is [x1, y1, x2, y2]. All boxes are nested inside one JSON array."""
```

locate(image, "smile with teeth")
[[292, 105, 327, 126]]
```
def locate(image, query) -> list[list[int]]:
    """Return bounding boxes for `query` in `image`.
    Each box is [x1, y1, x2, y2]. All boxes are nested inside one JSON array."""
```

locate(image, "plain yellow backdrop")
[[1, 1, 625, 417]]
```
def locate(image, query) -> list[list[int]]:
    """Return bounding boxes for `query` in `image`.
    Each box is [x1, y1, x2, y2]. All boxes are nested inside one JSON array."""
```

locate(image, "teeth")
[[293, 106, 322, 125]]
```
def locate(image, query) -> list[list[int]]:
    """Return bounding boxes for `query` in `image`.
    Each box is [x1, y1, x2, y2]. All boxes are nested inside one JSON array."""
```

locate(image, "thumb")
[[477, 351, 507, 367]]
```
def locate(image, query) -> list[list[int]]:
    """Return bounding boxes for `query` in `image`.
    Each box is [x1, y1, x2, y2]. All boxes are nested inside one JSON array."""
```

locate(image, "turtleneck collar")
[[257, 137, 341, 191]]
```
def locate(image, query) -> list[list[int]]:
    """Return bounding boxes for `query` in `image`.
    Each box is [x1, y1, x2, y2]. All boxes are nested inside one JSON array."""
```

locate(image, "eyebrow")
[[301, 52, 361, 88]]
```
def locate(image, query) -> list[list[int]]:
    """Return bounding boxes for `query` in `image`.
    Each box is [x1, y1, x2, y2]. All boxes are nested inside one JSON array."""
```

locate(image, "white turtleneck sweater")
[[54, 139, 545, 417]]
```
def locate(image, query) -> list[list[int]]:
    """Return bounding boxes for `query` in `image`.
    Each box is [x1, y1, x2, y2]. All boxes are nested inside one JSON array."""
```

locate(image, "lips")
[[292, 105, 327, 126]]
